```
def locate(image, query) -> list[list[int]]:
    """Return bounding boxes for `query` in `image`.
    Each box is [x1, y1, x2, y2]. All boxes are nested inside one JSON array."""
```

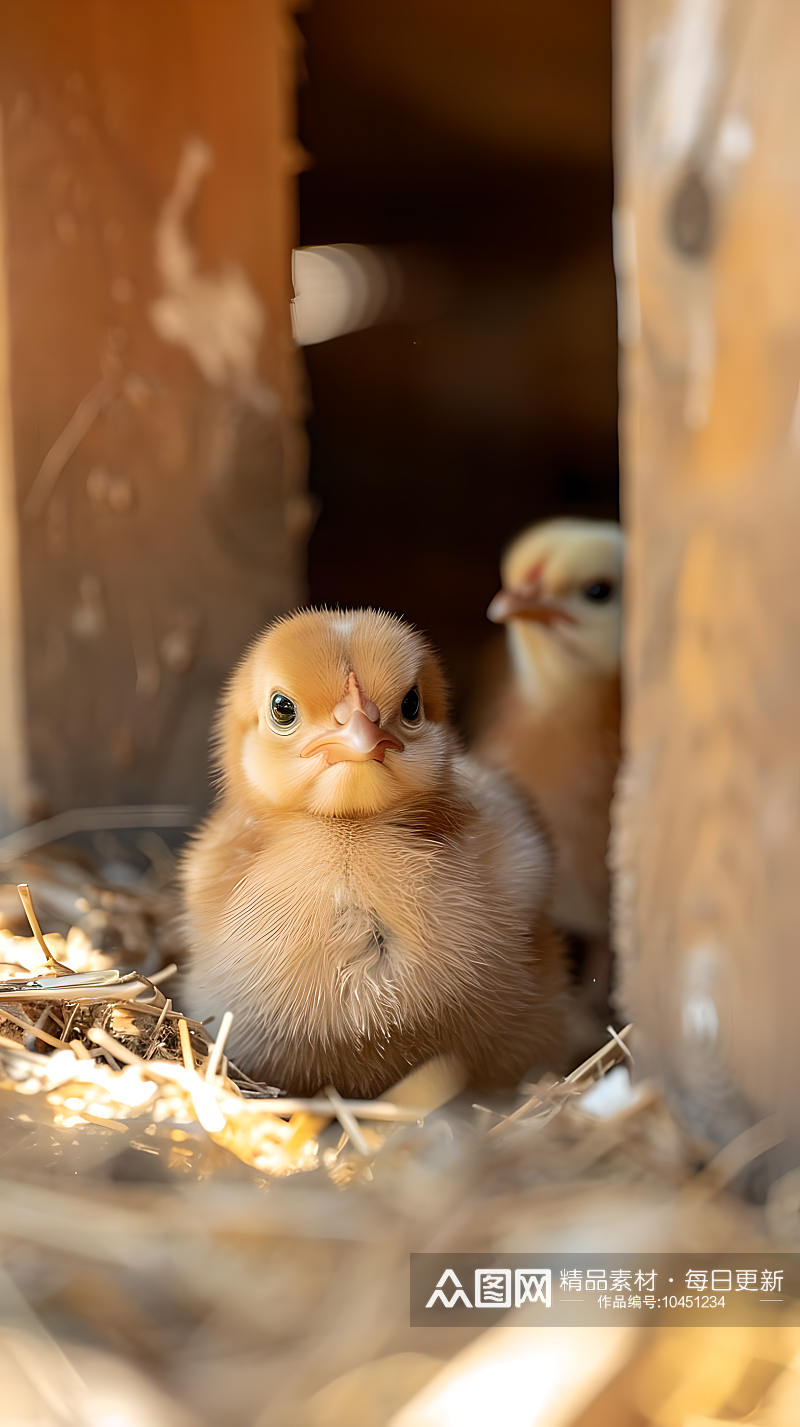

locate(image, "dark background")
[[296, 0, 619, 721]]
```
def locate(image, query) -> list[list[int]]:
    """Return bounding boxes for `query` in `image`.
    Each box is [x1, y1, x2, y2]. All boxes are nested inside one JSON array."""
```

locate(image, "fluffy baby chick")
[[180, 608, 566, 1098], [478, 518, 623, 944]]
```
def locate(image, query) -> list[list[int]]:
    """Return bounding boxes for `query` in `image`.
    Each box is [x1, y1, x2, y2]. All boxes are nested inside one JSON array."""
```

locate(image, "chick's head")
[[218, 608, 453, 817], [488, 518, 624, 680]]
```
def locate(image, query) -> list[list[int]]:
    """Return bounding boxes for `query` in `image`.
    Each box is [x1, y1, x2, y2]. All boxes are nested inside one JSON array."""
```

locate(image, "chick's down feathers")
[[479, 518, 624, 939], [180, 608, 567, 1097]]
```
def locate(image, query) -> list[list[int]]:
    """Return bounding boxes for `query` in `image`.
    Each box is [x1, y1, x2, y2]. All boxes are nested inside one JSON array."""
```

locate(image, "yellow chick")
[[478, 518, 623, 945], [180, 608, 566, 1097]]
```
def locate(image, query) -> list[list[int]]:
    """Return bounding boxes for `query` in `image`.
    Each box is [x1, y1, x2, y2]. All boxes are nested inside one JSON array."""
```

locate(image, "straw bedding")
[[0, 834, 798, 1426]]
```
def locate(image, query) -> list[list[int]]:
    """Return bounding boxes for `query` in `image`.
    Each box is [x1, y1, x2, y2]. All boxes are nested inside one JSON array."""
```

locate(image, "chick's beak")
[[487, 583, 575, 627], [300, 672, 404, 765]]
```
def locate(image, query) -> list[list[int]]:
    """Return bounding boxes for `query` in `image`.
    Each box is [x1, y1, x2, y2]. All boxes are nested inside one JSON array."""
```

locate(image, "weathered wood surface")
[[614, 0, 800, 1174], [0, 0, 308, 822], [0, 113, 26, 833]]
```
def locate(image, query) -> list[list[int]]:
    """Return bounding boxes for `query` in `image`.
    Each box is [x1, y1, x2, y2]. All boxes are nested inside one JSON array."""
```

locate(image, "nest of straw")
[[0, 835, 797, 1426], [0, 846, 640, 1185]]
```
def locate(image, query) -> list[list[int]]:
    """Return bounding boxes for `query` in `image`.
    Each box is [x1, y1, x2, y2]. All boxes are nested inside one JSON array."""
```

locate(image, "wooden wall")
[[0, 0, 308, 826], [614, 0, 800, 1179]]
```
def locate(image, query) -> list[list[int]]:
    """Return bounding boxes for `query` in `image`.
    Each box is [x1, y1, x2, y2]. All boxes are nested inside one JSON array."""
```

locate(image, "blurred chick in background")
[[477, 518, 623, 1034], [180, 608, 567, 1097]]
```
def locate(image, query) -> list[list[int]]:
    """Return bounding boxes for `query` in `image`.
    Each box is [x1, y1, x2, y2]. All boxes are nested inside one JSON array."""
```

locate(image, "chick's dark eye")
[[269, 691, 299, 731], [582, 580, 614, 603], [401, 687, 421, 721]]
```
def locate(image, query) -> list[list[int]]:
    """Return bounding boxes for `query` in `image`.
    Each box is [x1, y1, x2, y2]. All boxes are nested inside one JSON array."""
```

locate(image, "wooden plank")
[[0, 111, 27, 832], [0, 0, 308, 816], [613, 0, 800, 1174]]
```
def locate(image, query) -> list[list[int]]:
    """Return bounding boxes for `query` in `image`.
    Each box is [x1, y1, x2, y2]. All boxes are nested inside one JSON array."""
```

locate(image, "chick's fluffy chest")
[[182, 789, 549, 1096], [226, 813, 447, 1024]]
